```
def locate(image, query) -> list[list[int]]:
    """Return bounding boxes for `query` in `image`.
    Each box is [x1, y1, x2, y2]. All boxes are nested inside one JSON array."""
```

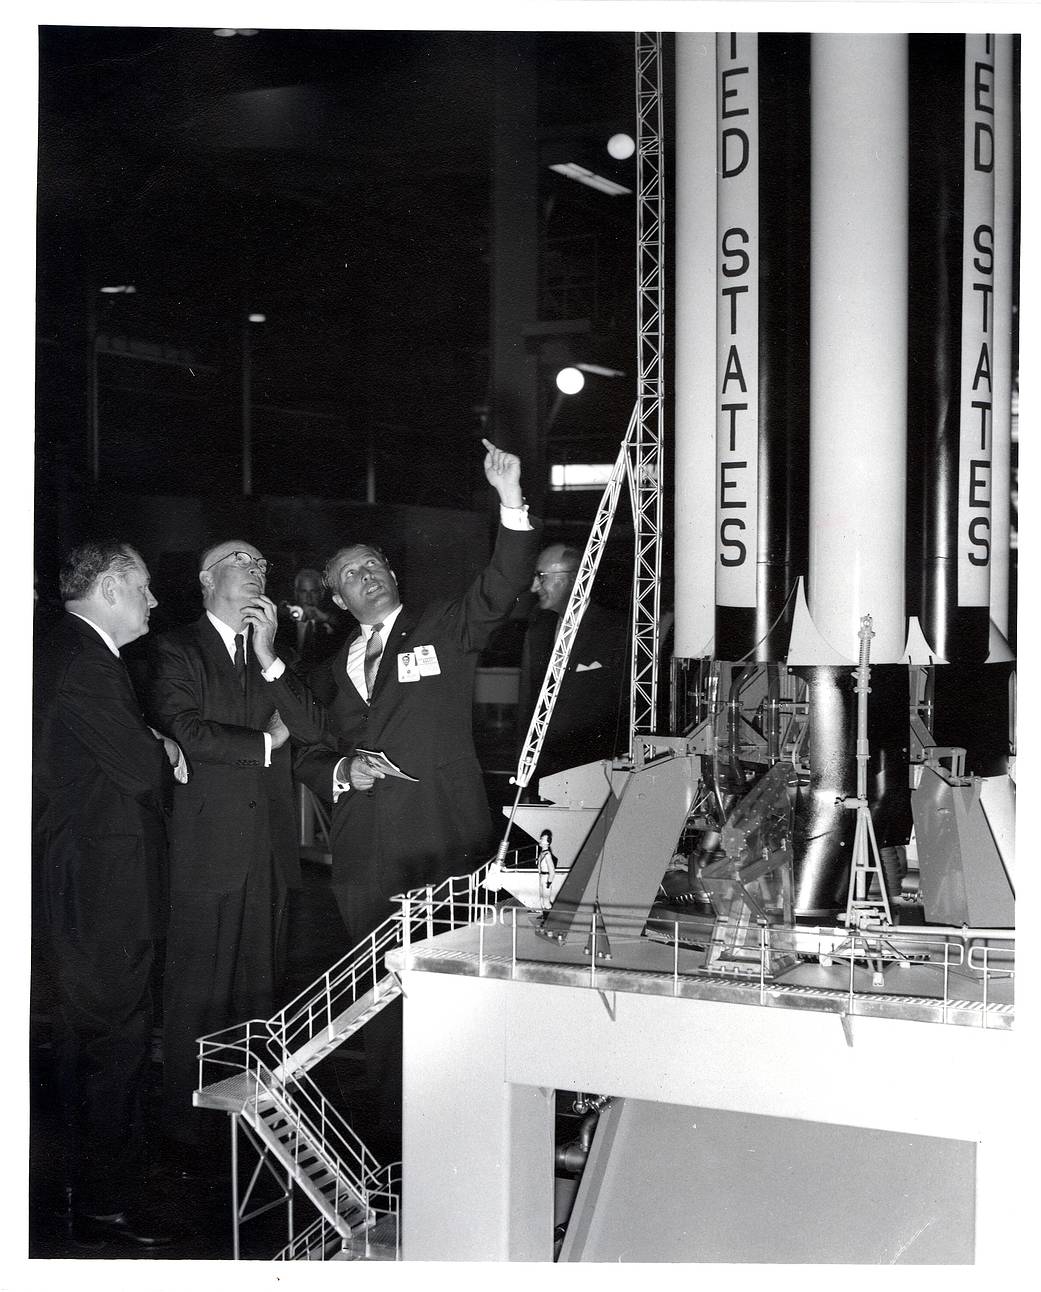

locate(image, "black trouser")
[[162, 854, 288, 1150], [49, 927, 154, 1213]]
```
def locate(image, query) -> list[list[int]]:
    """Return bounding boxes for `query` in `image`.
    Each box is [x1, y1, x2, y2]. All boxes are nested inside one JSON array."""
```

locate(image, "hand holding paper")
[[356, 748, 418, 782]]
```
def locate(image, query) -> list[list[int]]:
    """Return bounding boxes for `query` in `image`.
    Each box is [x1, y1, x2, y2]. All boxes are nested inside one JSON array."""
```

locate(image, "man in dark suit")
[[516, 542, 629, 785], [33, 541, 183, 1247], [150, 540, 334, 1162], [292, 440, 538, 1149], [274, 565, 346, 672]]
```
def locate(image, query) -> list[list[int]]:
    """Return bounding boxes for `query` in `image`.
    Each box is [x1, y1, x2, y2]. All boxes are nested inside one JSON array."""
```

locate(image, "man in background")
[[33, 541, 183, 1247], [275, 564, 345, 671], [516, 541, 629, 786]]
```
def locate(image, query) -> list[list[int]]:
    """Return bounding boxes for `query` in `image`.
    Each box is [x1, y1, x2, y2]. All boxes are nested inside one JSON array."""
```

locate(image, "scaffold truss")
[[629, 31, 666, 751], [510, 32, 666, 792]]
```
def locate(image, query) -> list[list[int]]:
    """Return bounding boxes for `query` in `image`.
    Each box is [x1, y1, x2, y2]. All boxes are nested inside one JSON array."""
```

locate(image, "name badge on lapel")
[[398, 651, 421, 683], [415, 645, 441, 676]]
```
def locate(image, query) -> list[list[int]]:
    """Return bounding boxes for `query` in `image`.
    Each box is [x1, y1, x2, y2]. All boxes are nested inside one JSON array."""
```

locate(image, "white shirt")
[[206, 611, 272, 767], [70, 611, 189, 782], [345, 603, 404, 701]]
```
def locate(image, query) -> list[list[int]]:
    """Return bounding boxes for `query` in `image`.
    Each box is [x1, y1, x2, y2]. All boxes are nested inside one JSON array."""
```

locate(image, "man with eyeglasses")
[[516, 541, 629, 787], [150, 539, 334, 1169]]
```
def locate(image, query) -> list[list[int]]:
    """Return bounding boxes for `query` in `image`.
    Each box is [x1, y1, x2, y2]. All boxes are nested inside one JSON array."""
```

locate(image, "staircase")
[[194, 862, 497, 1260]]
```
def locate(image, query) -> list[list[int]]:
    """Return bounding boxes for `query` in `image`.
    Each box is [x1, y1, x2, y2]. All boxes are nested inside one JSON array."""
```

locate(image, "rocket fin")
[[785, 577, 856, 665], [985, 619, 1015, 663], [902, 616, 945, 664]]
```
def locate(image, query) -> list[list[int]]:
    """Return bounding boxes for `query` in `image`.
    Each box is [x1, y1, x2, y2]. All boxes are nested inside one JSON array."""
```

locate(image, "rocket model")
[[669, 32, 1015, 930]]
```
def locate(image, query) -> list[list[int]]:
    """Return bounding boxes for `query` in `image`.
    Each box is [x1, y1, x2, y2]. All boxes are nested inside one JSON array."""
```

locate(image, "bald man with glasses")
[[150, 539, 334, 1167]]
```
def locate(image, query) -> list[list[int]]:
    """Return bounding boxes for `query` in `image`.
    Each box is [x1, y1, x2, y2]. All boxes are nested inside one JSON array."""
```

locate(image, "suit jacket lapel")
[[67, 615, 136, 702], [371, 608, 416, 701], [197, 614, 244, 706]]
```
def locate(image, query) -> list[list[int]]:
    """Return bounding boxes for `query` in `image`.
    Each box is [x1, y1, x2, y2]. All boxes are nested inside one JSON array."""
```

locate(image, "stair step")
[[250, 1110, 371, 1238], [274, 980, 403, 1081]]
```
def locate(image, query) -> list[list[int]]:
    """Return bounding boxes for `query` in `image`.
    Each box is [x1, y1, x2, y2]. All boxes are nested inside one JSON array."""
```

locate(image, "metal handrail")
[[490, 904, 1013, 1026], [273, 1214, 337, 1261], [198, 861, 503, 1096], [244, 1058, 375, 1221]]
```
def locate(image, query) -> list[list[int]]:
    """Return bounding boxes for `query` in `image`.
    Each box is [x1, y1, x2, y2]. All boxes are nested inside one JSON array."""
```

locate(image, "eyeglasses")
[[203, 550, 271, 575], [533, 568, 578, 583]]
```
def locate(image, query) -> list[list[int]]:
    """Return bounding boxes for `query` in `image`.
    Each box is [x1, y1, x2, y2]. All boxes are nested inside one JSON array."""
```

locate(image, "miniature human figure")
[[538, 829, 558, 910]]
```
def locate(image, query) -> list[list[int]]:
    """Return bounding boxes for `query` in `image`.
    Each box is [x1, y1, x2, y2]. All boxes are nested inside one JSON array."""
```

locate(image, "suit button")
[[249, 800, 257, 809]]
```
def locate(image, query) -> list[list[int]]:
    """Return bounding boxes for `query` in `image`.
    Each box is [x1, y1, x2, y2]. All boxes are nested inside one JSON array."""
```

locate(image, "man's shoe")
[[71, 1209, 175, 1248]]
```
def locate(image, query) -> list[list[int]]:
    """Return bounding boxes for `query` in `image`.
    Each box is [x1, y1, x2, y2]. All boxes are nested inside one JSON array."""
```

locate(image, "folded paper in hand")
[[357, 748, 419, 782]]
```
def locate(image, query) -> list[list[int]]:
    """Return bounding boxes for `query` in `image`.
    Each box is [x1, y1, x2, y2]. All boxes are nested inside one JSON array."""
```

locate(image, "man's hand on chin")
[[243, 595, 280, 669]]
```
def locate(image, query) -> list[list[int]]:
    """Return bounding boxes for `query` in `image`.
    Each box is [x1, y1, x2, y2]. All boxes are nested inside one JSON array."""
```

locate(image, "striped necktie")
[[364, 622, 384, 700]]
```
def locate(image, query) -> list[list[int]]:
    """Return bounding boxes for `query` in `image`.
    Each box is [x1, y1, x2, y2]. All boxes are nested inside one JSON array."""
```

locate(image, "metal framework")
[[629, 31, 666, 749], [513, 429, 633, 789], [511, 33, 666, 790]]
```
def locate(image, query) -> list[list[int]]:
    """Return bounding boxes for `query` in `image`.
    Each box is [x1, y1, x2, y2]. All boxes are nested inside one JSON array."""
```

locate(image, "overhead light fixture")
[[551, 463, 615, 492], [576, 363, 625, 379], [548, 162, 632, 197], [99, 284, 136, 294], [248, 313, 266, 323], [555, 367, 586, 395], [607, 133, 636, 160]]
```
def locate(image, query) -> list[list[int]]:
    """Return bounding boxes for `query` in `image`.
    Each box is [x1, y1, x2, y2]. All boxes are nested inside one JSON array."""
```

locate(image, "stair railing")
[[196, 858, 507, 1171], [273, 1213, 340, 1261], [261, 861, 501, 1079], [244, 1057, 376, 1226]]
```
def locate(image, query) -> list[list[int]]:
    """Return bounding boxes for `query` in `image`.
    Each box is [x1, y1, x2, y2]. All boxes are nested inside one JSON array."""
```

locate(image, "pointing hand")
[[481, 438, 523, 508]]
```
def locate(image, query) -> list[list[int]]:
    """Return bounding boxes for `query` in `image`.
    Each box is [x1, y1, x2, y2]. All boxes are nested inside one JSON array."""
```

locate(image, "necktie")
[[234, 632, 246, 691], [364, 622, 384, 700]]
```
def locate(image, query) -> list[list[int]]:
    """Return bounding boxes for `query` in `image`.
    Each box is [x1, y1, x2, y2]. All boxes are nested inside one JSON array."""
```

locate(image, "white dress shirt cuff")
[[173, 746, 189, 784], [499, 502, 532, 531], [262, 657, 286, 681], [263, 732, 272, 767], [333, 756, 351, 803]]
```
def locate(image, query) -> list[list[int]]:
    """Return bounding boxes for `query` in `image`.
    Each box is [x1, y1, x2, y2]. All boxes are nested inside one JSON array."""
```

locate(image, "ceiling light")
[[548, 163, 632, 197], [576, 363, 625, 378], [99, 284, 136, 294], [248, 313, 266, 323], [551, 463, 614, 491], [607, 133, 636, 160], [555, 367, 585, 395]]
